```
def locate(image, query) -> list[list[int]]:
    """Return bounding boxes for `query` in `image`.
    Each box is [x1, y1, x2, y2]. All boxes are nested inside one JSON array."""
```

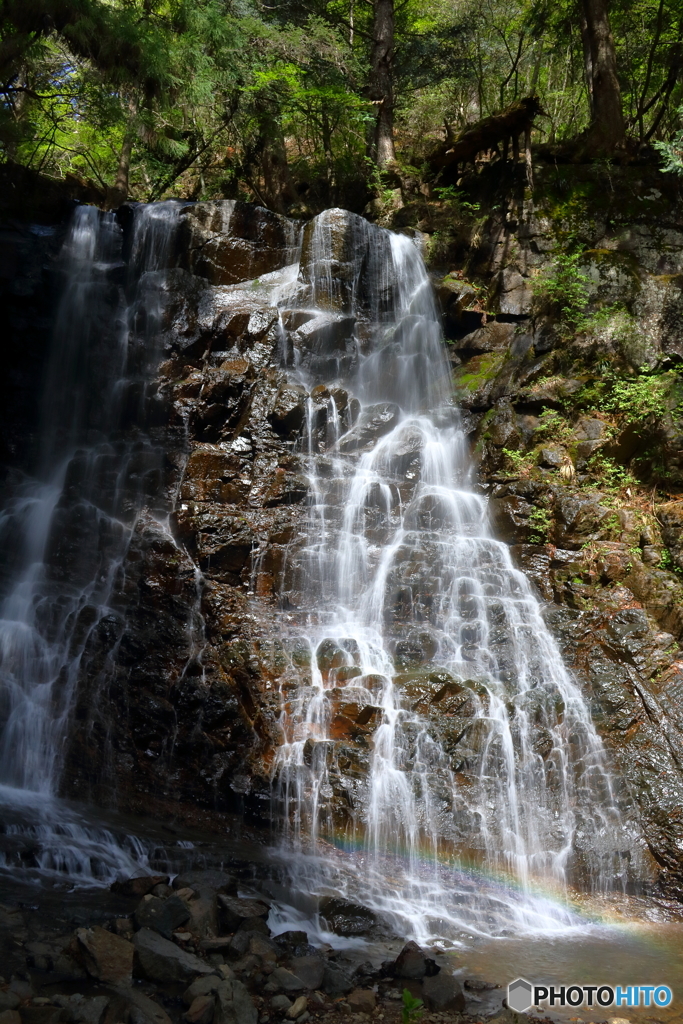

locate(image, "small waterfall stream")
[[271, 209, 632, 944], [0, 202, 181, 884]]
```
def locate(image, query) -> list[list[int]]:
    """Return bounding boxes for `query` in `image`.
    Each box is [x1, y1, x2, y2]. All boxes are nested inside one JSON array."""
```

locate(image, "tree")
[[579, 0, 625, 152], [368, 0, 396, 167]]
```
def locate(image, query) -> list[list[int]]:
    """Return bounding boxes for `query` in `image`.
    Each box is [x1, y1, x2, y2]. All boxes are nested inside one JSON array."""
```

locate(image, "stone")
[[173, 871, 238, 896], [123, 989, 172, 1024], [269, 996, 292, 1013], [134, 895, 191, 940], [57, 996, 109, 1024], [285, 996, 307, 1020], [225, 932, 250, 959], [200, 939, 234, 954], [184, 895, 219, 939], [183, 975, 224, 1005], [347, 990, 376, 1014], [248, 935, 278, 962], [392, 942, 439, 980], [76, 926, 134, 984], [217, 897, 270, 933], [182, 202, 296, 286], [321, 964, 353, 997], [184, 997, 214, 1024], [111, 875, 170, 898], [152, 883, 174, 898], [318, 897, 376, 936], [422, 974, 465, 1012], [287, 957, 324, 990], [213, 979, 258, 1024], [133, 928, 215, 984], [0, 996, 19, 1013], [0, 1013, 20, 1024], [270, 968, 305, 992], [238, 917, 270, 935]]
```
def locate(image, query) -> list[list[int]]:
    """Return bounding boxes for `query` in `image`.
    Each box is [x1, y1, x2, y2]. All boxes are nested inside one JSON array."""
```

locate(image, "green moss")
[[454, 351, 504, 393]]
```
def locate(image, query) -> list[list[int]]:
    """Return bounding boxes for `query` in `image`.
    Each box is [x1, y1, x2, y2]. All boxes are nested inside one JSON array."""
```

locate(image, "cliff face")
[[2, 164, 683, 899]]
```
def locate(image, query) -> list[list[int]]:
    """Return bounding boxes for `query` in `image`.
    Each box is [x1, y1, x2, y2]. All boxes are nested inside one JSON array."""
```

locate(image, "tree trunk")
[[105, 135, 132, 209], [580, 0, 625, 152], [368, 0, 396, 168], [114, 137, 132, 196]]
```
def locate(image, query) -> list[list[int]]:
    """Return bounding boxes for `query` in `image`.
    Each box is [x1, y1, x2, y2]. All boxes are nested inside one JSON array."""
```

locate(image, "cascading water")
[[272, 209, 634, 945], [0, 202, 182, 885]]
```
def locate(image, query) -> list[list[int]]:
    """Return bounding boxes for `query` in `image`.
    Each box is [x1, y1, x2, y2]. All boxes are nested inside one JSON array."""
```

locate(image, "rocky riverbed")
[[1, 863, 649, 1024]]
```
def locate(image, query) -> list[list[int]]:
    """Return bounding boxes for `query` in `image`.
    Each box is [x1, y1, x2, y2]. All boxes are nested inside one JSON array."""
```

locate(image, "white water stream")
[[0, 203, 181, 884], [271, 210, 634, 945]]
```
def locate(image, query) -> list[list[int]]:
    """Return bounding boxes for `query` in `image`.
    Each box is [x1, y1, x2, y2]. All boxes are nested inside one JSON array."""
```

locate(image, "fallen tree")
[[427, 96, 546, 183]]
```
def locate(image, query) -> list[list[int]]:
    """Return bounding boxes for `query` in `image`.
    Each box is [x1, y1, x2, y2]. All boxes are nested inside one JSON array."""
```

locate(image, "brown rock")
[[347, 989, 376, 1014], [0, 1012, 21, 1024], [76, 925, 133, 984], [422, 974, 465, 1012], [184, 996, 215, 1024]]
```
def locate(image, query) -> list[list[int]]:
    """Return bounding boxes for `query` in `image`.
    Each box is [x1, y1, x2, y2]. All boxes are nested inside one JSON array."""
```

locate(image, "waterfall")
[[0, 202, 181, 884], [273, 209, 632, 944]]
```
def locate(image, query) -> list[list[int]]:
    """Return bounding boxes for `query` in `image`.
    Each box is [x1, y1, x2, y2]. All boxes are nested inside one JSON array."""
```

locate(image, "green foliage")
[[2, 0, 682, 204], [501, 447, 534, 474], [659, 548, 683, 576], [533, 408, 573, 443], [587, 452, 637, 491], [528, 506, 552, 543], [533, 252, 591, 335], [578, 368, 676, 426], [401, 989, 424, 1024], [433, 185, 481, 214], [654, 115, 683, 175]]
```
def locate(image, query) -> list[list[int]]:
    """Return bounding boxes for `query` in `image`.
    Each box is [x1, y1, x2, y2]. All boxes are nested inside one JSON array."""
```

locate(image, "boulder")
[[133, 928, 215, 984], [183, 894, 219, 939], [76, 926, 134, 984], [321, 963, 353, 997], [184, 996, 214, 1024], [318, 897, 377, 936], [248, 934, 278, 962], [55, 996, 109, 1024], [392, 941, 439, 980], [270, 967, 305, 992], [122, 989, 172, 1024], [422, 974, 465, 1012], [216, 896, 269, 933], [183, 975, 224, 1006], [134, 895, 191, 940], [213, 979, 257, 1024], [111, 875, 170, 898], [287, 956, 324, 990], [347, 990, 376, 1014], [269, 996, 292, 1013], [182, 202, 297, 286]]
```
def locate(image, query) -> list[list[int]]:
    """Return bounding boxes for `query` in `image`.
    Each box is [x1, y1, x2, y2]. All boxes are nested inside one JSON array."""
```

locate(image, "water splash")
[[272, 209, 633, 944]]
